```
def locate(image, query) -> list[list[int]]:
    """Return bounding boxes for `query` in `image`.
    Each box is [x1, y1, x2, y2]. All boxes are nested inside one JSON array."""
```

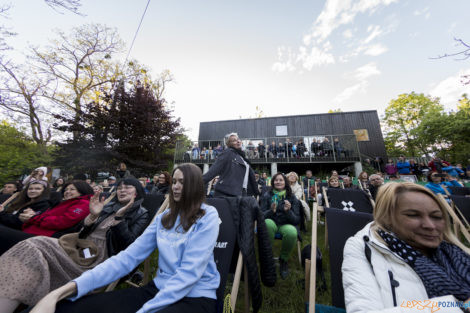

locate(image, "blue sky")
[[4, 0, 470, 139]]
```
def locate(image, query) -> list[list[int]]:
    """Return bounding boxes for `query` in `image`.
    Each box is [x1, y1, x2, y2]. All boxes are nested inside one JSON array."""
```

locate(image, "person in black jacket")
[[0, 180, 55, 230], [150, 171, 171, 196], [261, 172, 300, 279], [203, 133, 259, 197]]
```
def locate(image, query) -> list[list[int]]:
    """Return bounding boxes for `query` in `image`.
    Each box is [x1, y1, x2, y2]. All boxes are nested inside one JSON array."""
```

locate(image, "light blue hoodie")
[[70, 203, 220, 313]]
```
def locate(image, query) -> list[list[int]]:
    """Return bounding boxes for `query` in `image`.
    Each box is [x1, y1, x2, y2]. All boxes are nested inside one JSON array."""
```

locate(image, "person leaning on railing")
[[342, 182, 470, 313]]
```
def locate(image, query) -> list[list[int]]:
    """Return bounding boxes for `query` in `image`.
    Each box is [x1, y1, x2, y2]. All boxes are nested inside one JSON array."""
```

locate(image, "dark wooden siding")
[[198, 110, 387, 158]]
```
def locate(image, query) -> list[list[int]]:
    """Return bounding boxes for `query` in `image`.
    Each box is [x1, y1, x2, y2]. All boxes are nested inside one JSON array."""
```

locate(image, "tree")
[[0, 59, 52, 147], [417, 94, 470, 164], [53, 81, 183, 177], [382, 92, 443, 157], [433, 38, 470, 85], [0, 121, 52, 184], [30, 23, 124, 127]]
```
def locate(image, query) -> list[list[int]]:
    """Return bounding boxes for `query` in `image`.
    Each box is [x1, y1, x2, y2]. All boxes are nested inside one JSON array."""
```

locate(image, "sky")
[[4, 0, 470, 140]]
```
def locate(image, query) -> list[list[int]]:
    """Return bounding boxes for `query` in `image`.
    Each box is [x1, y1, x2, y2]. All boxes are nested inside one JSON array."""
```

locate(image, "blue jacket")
[[442, 166, 465, 178], [425, 180, 462, 195], [70, 203, 220, 313], [396, 161, 411, 174]]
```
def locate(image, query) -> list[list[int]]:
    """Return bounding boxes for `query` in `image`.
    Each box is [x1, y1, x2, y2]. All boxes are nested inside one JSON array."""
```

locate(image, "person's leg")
[[277, 224, 298, 262], [53, 282, 158, 313], [264, 218, 278, 244], [159, 297, 216, 313], [0, 297, 20, 313], [0, 226, 35, 255]]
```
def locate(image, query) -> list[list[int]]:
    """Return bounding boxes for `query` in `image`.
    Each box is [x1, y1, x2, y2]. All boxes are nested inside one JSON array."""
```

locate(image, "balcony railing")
[[174, 134, 361, 164]]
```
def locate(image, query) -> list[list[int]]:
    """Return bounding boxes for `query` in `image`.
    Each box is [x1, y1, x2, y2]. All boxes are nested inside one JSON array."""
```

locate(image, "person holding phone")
[[425, 171, 463, 196]]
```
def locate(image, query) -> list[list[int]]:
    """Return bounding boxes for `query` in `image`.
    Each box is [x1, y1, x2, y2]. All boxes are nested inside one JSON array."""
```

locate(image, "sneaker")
[[279, 259, 289, 279]]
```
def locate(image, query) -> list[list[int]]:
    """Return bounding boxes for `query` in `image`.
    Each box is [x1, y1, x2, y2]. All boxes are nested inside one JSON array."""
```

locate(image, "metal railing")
[[174, 134, 361, 164]]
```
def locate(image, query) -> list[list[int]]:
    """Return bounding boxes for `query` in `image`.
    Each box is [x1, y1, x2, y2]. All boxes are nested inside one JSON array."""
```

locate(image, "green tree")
[[417, 94, 470, 164], [382, 92, 443, 157], [0, 121, 53, 184]]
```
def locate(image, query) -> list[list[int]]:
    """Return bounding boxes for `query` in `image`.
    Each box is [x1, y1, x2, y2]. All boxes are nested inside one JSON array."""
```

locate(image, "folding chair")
[[447, 195, 470, 243], [324, 207, 373, 309], [448, 186, 470, 196]]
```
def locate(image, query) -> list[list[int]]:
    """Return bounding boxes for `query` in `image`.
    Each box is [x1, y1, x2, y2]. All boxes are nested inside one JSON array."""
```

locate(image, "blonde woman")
[[287, 172, 310, 221], [342, 182, 470, 313]]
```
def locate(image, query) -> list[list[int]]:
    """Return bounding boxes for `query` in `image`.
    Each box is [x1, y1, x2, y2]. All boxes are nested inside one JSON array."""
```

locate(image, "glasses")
[[117, 186, 135, 191]]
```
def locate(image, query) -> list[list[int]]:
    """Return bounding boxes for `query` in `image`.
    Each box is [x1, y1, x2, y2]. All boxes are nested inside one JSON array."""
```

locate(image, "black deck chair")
[[327, 188, 374, 214], [450, 195, 470, 228], [141, 194, 165, 226], [448, 186, 470, 196], [325, 207, 373, 309]]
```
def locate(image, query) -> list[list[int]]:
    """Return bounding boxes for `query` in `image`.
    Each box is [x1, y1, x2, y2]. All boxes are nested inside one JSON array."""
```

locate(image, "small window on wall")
[[276, 125, 288, 136], [353, 129, 369, 141]]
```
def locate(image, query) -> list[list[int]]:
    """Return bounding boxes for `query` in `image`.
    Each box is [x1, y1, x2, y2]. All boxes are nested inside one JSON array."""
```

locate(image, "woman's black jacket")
[[0, 199, 53, 230], [78, 198, 149, 257], [260, 190, 300, 226], [150, 184, 169, 196]]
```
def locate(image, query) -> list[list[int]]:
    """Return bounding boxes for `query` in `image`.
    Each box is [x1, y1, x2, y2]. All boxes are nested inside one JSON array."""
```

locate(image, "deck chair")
[[324, 207, 373, 309], [449, 195, 470, 239], [326, 189, 374, 214], [438, 194, 470, 244], [448, 186, 470, 196]]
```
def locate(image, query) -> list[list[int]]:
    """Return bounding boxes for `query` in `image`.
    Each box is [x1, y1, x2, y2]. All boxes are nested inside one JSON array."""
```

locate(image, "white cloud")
[[364, 44, 388, 56], [271, 46, 296, 72], [429, 68, 470, 109], [272, 0, 398, 72], [413, 6, 430, 19], [334, 62, 381, 103]]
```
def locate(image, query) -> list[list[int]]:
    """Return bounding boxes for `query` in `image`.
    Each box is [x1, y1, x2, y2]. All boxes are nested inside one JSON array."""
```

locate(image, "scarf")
[[271, 189, 286, 205], [377, 229, 470, 301]]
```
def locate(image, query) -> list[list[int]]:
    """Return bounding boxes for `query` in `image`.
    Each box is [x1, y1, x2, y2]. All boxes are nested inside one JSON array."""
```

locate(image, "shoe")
[[279, 259, 289, 279]]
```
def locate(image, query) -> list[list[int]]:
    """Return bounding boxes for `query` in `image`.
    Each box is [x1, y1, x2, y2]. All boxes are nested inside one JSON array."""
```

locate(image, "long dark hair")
[[159, 171, 171, 185], [63, 180, 94, 197], [7, 181, 51, 213], [162, 163, 205, 231], [270, 172, 293, 197]]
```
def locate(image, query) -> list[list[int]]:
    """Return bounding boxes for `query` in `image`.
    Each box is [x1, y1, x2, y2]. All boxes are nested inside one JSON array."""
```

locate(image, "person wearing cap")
[[108, 176, 117, 186], [203, 132, 259, 197]]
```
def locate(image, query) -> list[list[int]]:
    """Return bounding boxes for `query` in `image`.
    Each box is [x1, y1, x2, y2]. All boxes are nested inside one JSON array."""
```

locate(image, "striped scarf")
[[378, 229, 470, 301], [271, 189, 286, 205]]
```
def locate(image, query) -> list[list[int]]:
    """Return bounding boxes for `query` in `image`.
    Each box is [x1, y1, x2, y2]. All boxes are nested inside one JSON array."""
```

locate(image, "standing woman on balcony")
[[203, 133, 259, 197]]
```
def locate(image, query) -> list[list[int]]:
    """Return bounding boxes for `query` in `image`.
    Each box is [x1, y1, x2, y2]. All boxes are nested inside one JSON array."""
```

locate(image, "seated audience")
[[342, 176, 357, 189], [22, 167, 48, 186], [145, 174, 158, 193], [0, 180, 53, 230], [261, 173, 300, 279], [342, 182, 470, 313], [0, 181, 21, 204], [53, 177, 65, 192], [327, 176, 341, 189], [150, 171, 171, 196], [442, 164, 465, 178], [28, 164, 219, 313], [0, 178, 149, 313], [358, 171, 369, 189], [425, 172, 463, 196], [0, 180, 93, 255], [368, 174, 384, 200], [302, 170, 314, 200]]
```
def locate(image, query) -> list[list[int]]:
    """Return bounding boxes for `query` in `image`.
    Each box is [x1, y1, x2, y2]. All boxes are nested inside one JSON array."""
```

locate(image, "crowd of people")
[[0, 137, 469, 312]]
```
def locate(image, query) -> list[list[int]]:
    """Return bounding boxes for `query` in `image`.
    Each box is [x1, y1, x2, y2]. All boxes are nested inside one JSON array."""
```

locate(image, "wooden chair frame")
[[437, 193, 470, 243]]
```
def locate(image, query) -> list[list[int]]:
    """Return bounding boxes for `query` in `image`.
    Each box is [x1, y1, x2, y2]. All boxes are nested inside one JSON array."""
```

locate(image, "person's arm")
[[69, 218, 159, 300], [107, 208, 149, 253], [202, 150, 228, 184], [137, 208, 220, 313], [27, 203, 89, 230], [260, 194, 275, 219], [283, 197, 300, 225], [30, 281, 77, 313]]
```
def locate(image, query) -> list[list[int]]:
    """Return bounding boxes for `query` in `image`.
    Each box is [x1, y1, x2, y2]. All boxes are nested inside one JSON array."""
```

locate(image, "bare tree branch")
[[44, 0, 84, 16]]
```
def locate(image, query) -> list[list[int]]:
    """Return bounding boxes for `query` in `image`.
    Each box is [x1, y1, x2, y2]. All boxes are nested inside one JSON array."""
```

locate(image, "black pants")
[[49, 281, 216, 313], [0, 225, 35, 255]]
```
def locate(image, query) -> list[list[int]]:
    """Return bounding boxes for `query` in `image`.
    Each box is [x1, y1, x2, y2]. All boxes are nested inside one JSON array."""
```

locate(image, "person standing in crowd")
[[115, 163, 132, 180], [425, 172, 463, 196], [268, 141, 277, 158], [261, 172, 300, 279], [0, 178, 149, 313], [203, 133, 259, 197], [333, 137, 343, 158], [246, 141, 255, 159], [277, 142, 285, 158], [396, 156, 411, 175], [29, 164, 220, 313], [321, 137, 332, 157], [285, 139, 293, 158], [342, 182, 470, 313], [257, 142, 266, 159], [297, 140, 306, 157], [428, 156, 450, 173], [368, 174, 384, 200], [384, 159, 397, 177], [150, 172, 171, 196], [409, 159, 420, 176], [191, 143, 200, 160]]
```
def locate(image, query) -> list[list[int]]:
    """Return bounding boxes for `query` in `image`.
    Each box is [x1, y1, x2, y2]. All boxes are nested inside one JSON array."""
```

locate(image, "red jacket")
[[22, 194, 91, 236]]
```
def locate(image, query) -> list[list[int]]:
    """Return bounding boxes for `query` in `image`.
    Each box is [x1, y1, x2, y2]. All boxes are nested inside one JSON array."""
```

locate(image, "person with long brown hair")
[[0, 180, 53, 230], [342, 182, 470, 312], [29, 163, 220, 313]]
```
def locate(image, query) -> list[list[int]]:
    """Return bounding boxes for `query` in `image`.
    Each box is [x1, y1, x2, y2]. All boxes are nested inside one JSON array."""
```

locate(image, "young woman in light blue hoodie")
[[30, 163, 220, 313]]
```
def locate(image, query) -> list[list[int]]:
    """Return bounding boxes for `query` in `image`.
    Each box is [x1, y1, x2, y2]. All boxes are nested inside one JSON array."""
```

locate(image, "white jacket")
[[342, 222, 462, 313], [290, 182, 310, 221]]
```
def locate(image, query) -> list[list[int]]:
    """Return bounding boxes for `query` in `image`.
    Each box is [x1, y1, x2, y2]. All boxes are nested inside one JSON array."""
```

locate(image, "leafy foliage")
[[0, 121, 52, 184], [53, 81, 182, 177]]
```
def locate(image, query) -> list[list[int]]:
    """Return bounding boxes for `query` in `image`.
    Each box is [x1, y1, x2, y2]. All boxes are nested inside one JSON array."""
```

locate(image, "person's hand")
[[115, 197, 135, 218], [89, 190, 105, 217], [0, 204, 4, 212], [283, 200, 291, 211], [19, 208, 36, 222], [271, 202, 277, 213], [31, 282, 77, 313]]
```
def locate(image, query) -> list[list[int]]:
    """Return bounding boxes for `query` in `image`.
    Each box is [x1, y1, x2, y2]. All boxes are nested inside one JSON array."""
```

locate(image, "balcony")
[[174, 134, 361, 165]]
